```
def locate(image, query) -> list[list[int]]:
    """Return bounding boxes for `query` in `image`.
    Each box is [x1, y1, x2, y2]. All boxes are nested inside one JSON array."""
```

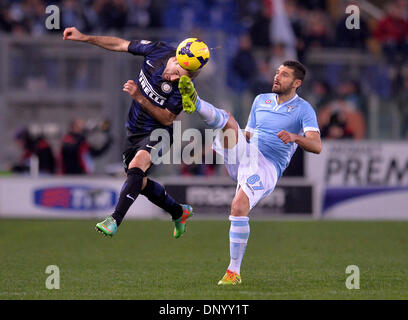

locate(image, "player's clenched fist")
[[123, 80, 142, 101], [277, 130, 297, 144], [63, 27, 86, 41]]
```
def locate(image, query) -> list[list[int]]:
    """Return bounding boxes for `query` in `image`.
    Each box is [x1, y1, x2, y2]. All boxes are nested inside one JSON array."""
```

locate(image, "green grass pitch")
[[1, 219, 408, 300]]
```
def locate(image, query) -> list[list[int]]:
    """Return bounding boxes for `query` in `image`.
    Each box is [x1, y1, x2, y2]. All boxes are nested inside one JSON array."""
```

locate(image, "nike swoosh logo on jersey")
[[146, 144, 157, 150], [126, 194, 136, 201], [146, 60, 154, 68]]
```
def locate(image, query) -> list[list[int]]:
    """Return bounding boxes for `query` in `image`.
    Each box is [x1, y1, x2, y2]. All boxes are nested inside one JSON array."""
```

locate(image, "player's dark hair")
[[283, 60, 306, 82], [188, 69, 200, 80]]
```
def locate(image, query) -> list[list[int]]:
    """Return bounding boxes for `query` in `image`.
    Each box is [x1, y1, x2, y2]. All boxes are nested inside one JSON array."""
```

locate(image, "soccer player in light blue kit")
[[179, 60, 322, 285]]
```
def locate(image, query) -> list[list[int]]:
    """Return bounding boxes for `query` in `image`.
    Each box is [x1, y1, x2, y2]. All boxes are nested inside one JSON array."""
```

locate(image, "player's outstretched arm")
[[63, 27, 130, 52], [123, 80, 177, 126], [277, 130, 322, 154]]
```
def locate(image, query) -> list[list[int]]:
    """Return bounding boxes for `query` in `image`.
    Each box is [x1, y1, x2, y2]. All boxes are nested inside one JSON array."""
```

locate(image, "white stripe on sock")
[[228, 215, 249, 275], [230, 226, 250, 233]]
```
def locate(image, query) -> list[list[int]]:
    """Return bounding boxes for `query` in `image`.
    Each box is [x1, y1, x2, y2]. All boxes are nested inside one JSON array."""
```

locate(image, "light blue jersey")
[[245, 93, 319, 179]]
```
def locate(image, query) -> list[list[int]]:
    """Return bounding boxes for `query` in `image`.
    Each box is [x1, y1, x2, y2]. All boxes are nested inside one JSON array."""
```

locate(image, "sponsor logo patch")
[[139, 70, 166, 106], [34, 186, 117, 211]]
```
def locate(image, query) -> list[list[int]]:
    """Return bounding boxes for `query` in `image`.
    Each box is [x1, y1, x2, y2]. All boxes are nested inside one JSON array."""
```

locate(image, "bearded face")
[[272, 65, 300, 95]]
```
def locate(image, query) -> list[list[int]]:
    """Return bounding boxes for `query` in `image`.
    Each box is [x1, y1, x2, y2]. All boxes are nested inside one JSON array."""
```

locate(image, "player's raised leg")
[[218, 188, 250, 285], [179, 75, 241, 149]]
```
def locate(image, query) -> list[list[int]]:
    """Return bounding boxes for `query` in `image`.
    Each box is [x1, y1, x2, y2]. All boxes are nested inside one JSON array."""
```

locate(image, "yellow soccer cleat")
[[217, 270, 242, 286], [178, 75, 197, 114]]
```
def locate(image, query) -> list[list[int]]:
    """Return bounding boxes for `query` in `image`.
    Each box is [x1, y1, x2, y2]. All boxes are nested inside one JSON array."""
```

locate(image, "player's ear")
[[294, 79, 302, 90]]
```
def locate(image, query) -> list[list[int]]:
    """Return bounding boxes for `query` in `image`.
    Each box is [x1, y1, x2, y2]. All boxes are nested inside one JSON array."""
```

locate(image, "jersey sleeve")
[[245, 95, 260, 133], [128, 40, 158, 56], [164, 90, 183, 115], [300, 104, 320, 134]]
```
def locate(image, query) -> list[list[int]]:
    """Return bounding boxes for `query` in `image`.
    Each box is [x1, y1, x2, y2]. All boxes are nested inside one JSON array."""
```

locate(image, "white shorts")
[[212, 128, 278, 210]]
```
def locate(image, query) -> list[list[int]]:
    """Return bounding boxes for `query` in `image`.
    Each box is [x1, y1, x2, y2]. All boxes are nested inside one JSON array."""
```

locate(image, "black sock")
[[112, 167, 145, 226], [141, 178, 183, 220]]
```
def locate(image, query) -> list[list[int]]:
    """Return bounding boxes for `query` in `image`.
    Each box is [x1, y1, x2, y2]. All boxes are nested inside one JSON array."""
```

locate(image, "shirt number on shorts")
[[247, 174, 264, 190]]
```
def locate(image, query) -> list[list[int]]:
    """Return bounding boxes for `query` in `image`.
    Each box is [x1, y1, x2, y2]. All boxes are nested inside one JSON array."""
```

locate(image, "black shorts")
[[122, 130, 172, 172]]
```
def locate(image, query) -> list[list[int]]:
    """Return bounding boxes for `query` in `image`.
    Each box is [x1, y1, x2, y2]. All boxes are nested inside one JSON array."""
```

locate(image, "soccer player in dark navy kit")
[[63, 27, 197, 238]]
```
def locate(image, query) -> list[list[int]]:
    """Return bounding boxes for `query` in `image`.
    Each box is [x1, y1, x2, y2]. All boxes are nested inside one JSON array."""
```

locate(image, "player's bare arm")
[[63, 27, 130, 52], [123, 80, 176, 126], [277, 130, 322, 154]]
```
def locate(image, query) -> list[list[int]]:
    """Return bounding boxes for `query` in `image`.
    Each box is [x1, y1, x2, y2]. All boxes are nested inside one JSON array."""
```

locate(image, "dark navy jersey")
[[126, 40, 183, 135]]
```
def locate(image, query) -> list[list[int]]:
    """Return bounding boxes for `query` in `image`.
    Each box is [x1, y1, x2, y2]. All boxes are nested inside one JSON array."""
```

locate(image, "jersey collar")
[[274, 93, 298, 107]]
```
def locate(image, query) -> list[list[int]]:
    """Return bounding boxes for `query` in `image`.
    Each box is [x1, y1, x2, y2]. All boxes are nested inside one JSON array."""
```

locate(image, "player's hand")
[[123, 80, 142, 102], [277, 130, 297, 144], [63, 27, 86, 41]]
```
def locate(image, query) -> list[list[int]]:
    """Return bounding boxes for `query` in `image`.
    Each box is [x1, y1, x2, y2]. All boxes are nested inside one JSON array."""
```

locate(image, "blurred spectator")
[[0, 3, 12, 32], [306, 80, 333, 112], [303, 10, 331, 49], [320, 112, 354, 140], [2, 0, 49, 35], [318, 98, 366, 140], [284, 0, 307, 60], [227, 32, 258, 125], [373, 0, 408, 64], [236, 0, 262, 26], [12, 127, 56, 174], [250, 57, 274, 96], [61, 0, 87, 32], [94, 0, 128, 32], [228, 33, 257, 92], [295, 0, 327, 11], [335, 4, 370, 50], [60, 118, 112, 174], [317, 80, 367, 140], [249, 3, 271, 48], [30, 0, 48, 35], [126, 0, 153, 29], [268, 42, 296, 76], [270, 0, 297, 59], [337, 80, 368, 117]]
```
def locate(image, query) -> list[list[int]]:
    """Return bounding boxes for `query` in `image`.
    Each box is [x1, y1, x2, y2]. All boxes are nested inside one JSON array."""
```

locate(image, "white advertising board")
[[0, 176, 161, 219], [306, 141, 408, 219], [306, 141, 408, 187], [0, 176, 318, 219]]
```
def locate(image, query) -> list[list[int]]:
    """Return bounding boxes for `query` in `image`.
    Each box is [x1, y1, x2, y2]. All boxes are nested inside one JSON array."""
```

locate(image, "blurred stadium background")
[[0, 0, 407, 219], [1, 0, 408, 300]]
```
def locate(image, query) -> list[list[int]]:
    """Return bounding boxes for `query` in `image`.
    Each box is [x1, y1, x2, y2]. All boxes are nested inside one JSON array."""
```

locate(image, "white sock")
[[196, 98, 229, 129], [227, 215, 250, 275]]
